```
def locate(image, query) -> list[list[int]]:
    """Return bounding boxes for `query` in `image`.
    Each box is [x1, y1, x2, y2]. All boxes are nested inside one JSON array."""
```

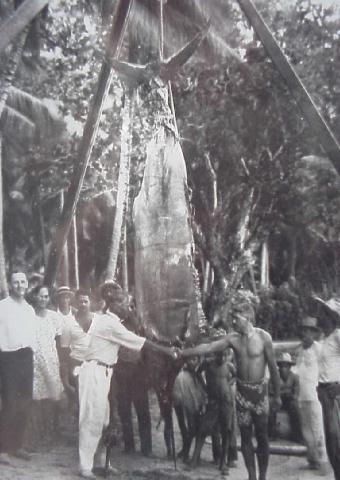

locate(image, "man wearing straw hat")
[[295, 316, 328, 474], [313, 296, 340, 480], [275, 352, 302, 443]]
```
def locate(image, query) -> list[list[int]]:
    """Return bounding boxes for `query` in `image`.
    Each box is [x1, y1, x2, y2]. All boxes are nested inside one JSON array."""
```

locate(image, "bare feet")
[[79, 469, 96, 479], [10, 449, 32, 461], [0, 452, 12, 465]]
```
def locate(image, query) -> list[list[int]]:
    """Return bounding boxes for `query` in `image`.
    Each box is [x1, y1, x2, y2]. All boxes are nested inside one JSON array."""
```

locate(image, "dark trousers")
[[269, 396, 303, 442], [115, 361, 152, 456], [0, 347, 33, 453], [318, 384, 340, 480]]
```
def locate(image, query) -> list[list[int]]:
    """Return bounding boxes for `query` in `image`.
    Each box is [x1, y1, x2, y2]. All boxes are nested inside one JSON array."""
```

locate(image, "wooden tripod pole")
[[237, 0, 340, 175]]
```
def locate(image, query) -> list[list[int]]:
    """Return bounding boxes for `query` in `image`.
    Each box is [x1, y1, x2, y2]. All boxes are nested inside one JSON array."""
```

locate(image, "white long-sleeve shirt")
[[0, 296, 36, 351], [84, 312, 145, 366], [318, 329, 340, 383]]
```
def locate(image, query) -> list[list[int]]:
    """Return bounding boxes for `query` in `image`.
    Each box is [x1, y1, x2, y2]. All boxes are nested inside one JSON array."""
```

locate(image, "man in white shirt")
[[78, 281, 176, 479], [295, 316, 328, 473], [59, 289, 93, 400], [0, 271, 36, 465], [314, 297, 340, 480]]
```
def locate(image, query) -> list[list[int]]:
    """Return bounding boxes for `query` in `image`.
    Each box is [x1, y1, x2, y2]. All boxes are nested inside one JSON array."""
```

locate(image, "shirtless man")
[[179, 296, 281, 480]]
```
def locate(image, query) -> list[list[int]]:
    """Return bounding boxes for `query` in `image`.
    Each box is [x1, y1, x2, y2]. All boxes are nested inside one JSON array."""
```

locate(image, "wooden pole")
[[38, 198, 47, 267], [0, 0, 49, 54], [273, 340, 299, 352], [237, 0, 340, 176], [57, 190, 69, 287], [240, 443, 306, 457], [44, 0, 134, 287]]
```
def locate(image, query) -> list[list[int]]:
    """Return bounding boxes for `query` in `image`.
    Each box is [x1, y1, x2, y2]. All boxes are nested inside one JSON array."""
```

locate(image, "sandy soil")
[[0, 394, 334, 480]]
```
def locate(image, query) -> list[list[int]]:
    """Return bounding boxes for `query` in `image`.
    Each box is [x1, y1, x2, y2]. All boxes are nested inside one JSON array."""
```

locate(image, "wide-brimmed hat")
[[312, 296, 340, 323], [276, 352, 295, 365], [56, 285, 72, 296], [299, 316, 319, 331]]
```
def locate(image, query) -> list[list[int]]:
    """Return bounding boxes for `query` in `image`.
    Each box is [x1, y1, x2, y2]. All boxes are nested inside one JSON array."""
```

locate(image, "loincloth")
[[236, 378, 269, 427]]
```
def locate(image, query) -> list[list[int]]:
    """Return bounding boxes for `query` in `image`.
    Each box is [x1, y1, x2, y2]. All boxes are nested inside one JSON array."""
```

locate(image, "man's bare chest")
[[234, 334, 264, 359]]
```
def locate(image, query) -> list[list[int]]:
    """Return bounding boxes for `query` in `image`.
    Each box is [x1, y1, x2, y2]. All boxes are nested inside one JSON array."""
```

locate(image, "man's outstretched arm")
[[143, 339, 178, 358], [180, 336, 231, 358]]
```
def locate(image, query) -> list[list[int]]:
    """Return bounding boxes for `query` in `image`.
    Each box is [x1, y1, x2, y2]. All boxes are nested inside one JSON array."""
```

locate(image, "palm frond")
[[0, 105, 36, 150], [166, 0, 242, 62], [130, 0, 243, 65], [6, 86, 65, 144]]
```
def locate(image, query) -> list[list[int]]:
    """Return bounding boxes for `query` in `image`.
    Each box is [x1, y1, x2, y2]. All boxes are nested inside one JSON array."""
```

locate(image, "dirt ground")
[[0, 393, 335, 480]]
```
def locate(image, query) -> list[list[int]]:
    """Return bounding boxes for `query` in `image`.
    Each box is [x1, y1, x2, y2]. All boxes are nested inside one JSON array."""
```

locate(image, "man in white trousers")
[[78, 281, 175, 479], [295, 316, 328, 474]]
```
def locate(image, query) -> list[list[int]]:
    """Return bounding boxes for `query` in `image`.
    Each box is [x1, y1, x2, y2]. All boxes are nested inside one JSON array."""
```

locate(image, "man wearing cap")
[[295, 316, 328, 473], [56, 286, 75, 324], [313, 297, 340, 480], [275, 352, 302, 443], [0, 271, 36, 465], [77, 280, 176, 479], [179, 293, 281, 480]]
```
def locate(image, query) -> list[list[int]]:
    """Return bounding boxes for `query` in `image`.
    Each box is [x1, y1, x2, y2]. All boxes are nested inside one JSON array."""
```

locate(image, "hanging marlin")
[[113, 26, 208, 345], [113, 25, 208, 457]]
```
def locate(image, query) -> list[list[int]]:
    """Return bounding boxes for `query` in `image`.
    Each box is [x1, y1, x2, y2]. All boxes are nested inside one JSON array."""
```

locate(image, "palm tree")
[[0, 19, 29, 296], [105, 89, 134, 281]]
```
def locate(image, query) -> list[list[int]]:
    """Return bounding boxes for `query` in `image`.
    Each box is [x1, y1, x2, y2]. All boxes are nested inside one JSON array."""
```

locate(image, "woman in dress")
[[32, 285, 64, 442]]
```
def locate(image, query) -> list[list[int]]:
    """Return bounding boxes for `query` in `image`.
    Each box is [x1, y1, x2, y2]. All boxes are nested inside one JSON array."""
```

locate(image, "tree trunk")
[[56, 190, 69, 287], [202, 260, 211, 299], [105, 90, 134, 280], [288, 231, 297, 283], [38, 198, 47, 267], [122, 223, 128, 293], [261, 241, 270, 287], [0, 27, 28, 296], [0, 137, 8, 298], [68, 214, 79, 290]]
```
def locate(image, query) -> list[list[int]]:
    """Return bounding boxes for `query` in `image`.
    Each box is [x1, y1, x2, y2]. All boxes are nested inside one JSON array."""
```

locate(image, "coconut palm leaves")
[[0, 0, 49, 53]]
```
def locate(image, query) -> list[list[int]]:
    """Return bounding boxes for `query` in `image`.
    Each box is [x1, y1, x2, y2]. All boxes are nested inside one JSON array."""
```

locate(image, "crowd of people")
[[0, 271, 174, 478], [0, 270, 340, 480]]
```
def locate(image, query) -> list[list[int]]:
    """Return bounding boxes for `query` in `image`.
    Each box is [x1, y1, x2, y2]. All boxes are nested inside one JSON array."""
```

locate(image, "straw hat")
[[312, 296, 340, 323], [56, 285, 72, 296], [276, 352, 295, 365]]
